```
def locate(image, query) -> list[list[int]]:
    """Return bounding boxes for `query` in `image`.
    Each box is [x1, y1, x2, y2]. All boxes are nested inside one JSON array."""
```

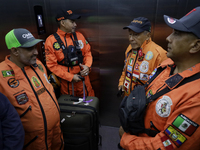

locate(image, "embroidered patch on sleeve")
[[2, 70, 15, 77], [172, 114, 199, 136], [53, 42, 61, 50], [161, 136, 174, 150], [164, 125, 187, 147]]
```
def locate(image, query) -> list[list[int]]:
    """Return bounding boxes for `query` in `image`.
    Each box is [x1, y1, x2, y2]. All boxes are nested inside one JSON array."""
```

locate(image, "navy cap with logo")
[[56, 9, 81, 22], [5, 28, 43, 49], [123, 17, 151, 33], [164, 6, 200, 38]]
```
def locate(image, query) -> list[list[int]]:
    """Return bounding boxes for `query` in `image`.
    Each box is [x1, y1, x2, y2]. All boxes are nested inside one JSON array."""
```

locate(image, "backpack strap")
[[71, 32, 81, 50], [53, 33, 69, 66], [144, 67, 200, 137], [144, 66, 167, 88], [53, 33, 67, 50], [147, 72, 200, 103]]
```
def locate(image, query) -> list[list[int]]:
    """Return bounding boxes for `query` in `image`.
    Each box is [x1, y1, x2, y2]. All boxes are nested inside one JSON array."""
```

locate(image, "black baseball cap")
[[164, 6, 200, 38], [56, 9, 81, 22], [5, 28, 43, 49], [123, 17, 151, 33]]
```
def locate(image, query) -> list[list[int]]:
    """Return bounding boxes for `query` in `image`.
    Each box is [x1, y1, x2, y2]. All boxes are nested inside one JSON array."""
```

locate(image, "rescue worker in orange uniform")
[[45, 9, 95, 97], [0, 28, 64, 150], [118, 17, 167, 149], [118, 17, 167, 97], [120, 6, 200, 150]]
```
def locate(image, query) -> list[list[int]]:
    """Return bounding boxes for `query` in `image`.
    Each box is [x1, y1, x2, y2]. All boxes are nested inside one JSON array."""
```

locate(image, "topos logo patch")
[[8, 78, 19, 88], [156, 96, 173, 117], [53, 42, 61, 50], [15, 93, 29, 105]]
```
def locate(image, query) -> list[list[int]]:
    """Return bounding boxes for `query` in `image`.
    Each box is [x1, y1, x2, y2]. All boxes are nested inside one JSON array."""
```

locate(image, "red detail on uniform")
[[185, 8, 196, 16], [138, 49, 143, 57], [161, 136, 174, 150]]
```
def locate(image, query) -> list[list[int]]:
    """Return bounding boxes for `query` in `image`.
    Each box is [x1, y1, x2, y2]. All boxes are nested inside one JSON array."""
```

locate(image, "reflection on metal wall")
[[0, 0, 200, 127]]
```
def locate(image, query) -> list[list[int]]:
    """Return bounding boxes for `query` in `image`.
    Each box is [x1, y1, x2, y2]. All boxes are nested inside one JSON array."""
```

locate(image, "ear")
[[189, 39, 200, 54], [10, 47, 19, 56], [146, 31, 151, 40], [60, 20, 65, 26]]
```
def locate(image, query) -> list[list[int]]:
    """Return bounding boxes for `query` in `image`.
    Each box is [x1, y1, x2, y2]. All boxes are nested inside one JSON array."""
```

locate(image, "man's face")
[[128, 29, 150, 50], [17, 46, 38, 67], [61, 19, 77, 33], [166, 30, 197, 61]]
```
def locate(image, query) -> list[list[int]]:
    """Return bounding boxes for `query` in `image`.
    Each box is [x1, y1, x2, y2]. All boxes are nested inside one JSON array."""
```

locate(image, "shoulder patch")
[[53, 42, 61, 50], [2, 70, 15, 77], [156, 96, 173, 117], [165, 125, 187, 147], [145, 51, 154, 60], [78, 40, 84, 49], [172, 114, 199, 136]]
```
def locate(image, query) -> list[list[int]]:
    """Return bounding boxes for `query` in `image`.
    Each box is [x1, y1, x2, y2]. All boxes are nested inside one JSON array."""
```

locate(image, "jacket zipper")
[[22, 68, 48, 150], [20, 105, 31, 118], [31, 66, 60, 113]]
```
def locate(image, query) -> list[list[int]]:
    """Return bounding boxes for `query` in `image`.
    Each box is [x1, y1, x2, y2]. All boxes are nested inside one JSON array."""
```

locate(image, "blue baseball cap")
[[123, 17, 151, 33], [164, 6, 200, 38]]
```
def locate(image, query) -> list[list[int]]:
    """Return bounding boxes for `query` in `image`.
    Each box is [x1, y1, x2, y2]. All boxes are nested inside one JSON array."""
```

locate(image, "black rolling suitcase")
[[58, 77, 100, 150]]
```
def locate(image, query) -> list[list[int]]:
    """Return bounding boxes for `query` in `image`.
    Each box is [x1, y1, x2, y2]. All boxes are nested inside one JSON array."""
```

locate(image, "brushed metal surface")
[[0, 0, 200, 126]]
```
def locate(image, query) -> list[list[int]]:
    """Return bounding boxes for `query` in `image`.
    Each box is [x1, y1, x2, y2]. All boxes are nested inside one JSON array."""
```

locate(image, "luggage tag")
[[72, 76, 93, 105]]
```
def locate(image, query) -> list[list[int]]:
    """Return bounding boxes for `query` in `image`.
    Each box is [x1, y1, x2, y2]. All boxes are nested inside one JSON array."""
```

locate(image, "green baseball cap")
[[5, 28, 43, 49]]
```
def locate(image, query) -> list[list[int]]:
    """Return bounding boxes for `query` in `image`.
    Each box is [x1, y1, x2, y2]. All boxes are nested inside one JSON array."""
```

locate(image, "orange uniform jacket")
[[45, 28, 94, 97], [118, 38, 167, 96], [0, 56, 64, 150], [121, 58, 200, 150]]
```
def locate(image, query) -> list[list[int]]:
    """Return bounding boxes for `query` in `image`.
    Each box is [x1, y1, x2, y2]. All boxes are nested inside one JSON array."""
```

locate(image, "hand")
[[72, 74, 81, 82], [118, 85, 124, 91], [117, 85, 125, 97], [79, 63, 89, 76]]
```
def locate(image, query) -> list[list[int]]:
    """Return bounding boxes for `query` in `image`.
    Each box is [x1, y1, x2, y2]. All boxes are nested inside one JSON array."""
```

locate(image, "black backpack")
[[119, 66, 200, 136]]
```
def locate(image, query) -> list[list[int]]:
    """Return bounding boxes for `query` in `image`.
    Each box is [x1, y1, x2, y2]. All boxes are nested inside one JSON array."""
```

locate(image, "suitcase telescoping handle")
[[79, 76, 85, 101], [71, 76, 85, 100], [71, 76, 93, 104]]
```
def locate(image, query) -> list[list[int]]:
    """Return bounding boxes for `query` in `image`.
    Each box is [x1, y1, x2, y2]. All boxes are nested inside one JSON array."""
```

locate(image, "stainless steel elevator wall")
[[0, 0, 200, 126]]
